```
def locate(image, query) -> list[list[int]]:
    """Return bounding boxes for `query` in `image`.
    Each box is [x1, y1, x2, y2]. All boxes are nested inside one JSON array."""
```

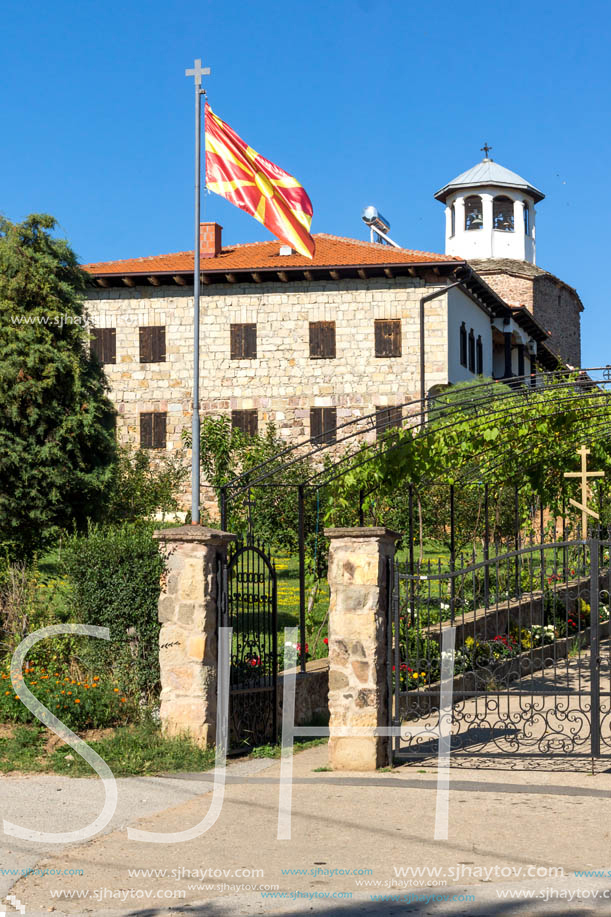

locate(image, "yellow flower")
[[61, 690, 65, 695], [420, 672, 426, 677], [5, 691, 10, 696], [113, 688, 119, 693]]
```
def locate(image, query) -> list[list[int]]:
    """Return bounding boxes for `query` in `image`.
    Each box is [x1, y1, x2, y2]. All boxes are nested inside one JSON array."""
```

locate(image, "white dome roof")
[[435, 158, 544, 204]]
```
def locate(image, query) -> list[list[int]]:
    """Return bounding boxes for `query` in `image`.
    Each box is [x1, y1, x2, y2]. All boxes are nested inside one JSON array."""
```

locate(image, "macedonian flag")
[[205, 104, 315, 259]]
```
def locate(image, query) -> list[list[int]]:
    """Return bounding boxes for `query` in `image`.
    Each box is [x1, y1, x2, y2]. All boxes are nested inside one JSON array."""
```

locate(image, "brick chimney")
[[200, 222, 223, 258]]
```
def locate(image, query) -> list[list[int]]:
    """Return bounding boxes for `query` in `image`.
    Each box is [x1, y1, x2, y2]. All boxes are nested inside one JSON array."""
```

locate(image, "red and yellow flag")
[[205, 104, 315, 259]]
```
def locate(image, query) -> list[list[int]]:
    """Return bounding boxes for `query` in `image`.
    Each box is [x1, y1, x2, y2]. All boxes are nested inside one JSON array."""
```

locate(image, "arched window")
[[493, 196, 514, 231], [450, 203, 456, 236], [468, 328, 475, 372], [523, 202, 530, 235], [460, 322, 467, 367], [464, 196, 483, 231]]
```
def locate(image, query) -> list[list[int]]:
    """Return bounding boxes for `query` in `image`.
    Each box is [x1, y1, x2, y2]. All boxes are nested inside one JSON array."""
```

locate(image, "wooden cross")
[[564, 446, 604, 539]]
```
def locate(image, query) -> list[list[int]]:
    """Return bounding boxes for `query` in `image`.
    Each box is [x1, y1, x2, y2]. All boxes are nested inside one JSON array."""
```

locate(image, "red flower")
[[323, 637, 328, 645]]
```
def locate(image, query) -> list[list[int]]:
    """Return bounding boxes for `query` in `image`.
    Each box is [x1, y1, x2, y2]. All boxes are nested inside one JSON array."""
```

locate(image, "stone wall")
[[470, 258, 583, 367], [86, 276, 451, 510]]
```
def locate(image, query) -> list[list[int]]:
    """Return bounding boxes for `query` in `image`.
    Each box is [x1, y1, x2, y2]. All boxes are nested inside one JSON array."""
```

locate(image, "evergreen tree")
[[0, 214, 116, 557]]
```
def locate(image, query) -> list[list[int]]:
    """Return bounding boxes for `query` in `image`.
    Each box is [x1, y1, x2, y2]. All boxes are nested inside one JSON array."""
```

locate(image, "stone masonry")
[[86, 275, 450, 509], [325, 526, 400, 770], [470, 258, 583, 367], [154, 525, 235, 746]]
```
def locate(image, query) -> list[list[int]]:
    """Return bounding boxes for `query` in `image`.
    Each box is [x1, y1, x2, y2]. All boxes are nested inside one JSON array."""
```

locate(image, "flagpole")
[[185, 58, 210, 525]]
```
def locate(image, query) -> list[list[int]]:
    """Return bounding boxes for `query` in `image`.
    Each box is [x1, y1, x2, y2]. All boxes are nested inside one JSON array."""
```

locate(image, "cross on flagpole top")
[[185, 58, 210, 87]]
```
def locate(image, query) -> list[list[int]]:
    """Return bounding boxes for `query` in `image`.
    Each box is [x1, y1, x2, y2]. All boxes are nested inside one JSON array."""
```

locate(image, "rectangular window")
[[231, 409, 258, 436], [309, 321, 336, 359], [476, 335, 483, 375], [91, 328, 116, 364], [230, 323, 257, 359], [139, 326, 166, 363], [460, 323, 467, 368], [375, 406, 402, 439], [374, 319, 401, 357], [468, 329, 475, 372], [140, 412, 166, 449], [310, 407, 337, 444]]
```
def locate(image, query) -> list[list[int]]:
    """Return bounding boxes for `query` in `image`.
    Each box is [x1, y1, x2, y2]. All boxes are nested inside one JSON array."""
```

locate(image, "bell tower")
[[434, 147, 544, 264]]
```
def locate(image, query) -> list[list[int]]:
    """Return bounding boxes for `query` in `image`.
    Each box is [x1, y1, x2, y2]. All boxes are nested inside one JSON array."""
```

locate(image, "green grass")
[[273, 554, 330, 660], [0, 722, 216, 776], [0, 722, 328, 776]]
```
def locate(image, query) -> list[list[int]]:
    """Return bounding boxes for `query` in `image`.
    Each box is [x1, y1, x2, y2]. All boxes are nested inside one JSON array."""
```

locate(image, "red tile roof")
[[82, 233, 461, 276]]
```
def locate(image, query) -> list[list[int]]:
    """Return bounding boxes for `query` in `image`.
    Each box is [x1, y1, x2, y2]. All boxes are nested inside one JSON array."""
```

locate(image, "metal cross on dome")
[[604, 366, 611, 381], [481, 143, 492, 158]]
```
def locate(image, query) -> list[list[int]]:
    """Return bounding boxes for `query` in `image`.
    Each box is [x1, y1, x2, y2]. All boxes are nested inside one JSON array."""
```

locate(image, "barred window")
[[139, 326, 166, 363], [140, 412, 166, 449], [91, 328, 116, 364], [230, 323, 257, 359]]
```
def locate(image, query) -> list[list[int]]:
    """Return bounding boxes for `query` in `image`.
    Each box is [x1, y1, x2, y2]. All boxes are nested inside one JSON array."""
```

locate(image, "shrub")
[[0, 662, 134, 729], [64, 523, 164, 700], [102, 445, 189, 524]]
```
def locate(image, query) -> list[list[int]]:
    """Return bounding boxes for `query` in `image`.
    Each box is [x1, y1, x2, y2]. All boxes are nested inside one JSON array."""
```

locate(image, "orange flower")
[[113, 688, 119, 693], [5, 691, 10, 696], [120, 698, 127, 703], [74, 699, 81, 704], [61, 690, 65, 695], [67, 691, 72, 696]]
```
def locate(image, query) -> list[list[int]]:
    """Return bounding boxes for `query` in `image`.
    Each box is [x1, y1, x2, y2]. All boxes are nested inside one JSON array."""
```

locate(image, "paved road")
[[5, 744, 611, 916]]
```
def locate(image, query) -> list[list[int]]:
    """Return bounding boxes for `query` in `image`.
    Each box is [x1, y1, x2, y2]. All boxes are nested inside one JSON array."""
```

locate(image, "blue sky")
[[2, 0, 610, 366]]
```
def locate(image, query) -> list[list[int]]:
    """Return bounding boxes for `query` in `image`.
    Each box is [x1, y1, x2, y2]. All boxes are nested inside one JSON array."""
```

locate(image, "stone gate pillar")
[[154, 525, 236, 747], [325, 527, 400, 770]]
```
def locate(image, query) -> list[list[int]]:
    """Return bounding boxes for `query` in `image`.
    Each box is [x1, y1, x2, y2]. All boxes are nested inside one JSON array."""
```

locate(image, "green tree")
[[0, 214, 116, 558]]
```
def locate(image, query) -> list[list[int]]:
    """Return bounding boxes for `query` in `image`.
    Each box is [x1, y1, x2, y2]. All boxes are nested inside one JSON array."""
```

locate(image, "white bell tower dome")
[[434, 146, 544, 264]]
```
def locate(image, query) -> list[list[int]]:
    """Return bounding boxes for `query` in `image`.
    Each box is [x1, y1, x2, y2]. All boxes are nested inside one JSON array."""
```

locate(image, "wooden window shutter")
[[460, 323, 467, 367], [476, 336, 483, 375], [244, 324, 257, 359], [323, 407, 337, 443], [468, 328, 475, 372], [231, 324, 257, 359], [140, 412, 153, 448], [376, 406, 402, 438], [375, 319, 401, 357], [139, 327, 153, 362], [309, 322, 336, 359], [91, 328, 116, 364], [231, 409, 258, 435], [310, 408, 322, 442], [152, 412, 166, 448], [152, 327, 166, 362], [140, 327, 165, 363]]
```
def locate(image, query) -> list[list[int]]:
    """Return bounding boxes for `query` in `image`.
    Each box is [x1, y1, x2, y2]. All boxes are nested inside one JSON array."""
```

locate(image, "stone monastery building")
[[83, 153, 583, 482]]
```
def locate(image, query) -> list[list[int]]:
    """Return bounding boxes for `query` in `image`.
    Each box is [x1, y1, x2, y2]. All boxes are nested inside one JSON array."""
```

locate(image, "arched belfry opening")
[[435, 150, 544, 263]]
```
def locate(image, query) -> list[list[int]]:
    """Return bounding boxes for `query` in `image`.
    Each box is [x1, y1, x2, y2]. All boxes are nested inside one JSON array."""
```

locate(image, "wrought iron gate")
[[389, 538, 611, 762], [219, 536, 278, 750]]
